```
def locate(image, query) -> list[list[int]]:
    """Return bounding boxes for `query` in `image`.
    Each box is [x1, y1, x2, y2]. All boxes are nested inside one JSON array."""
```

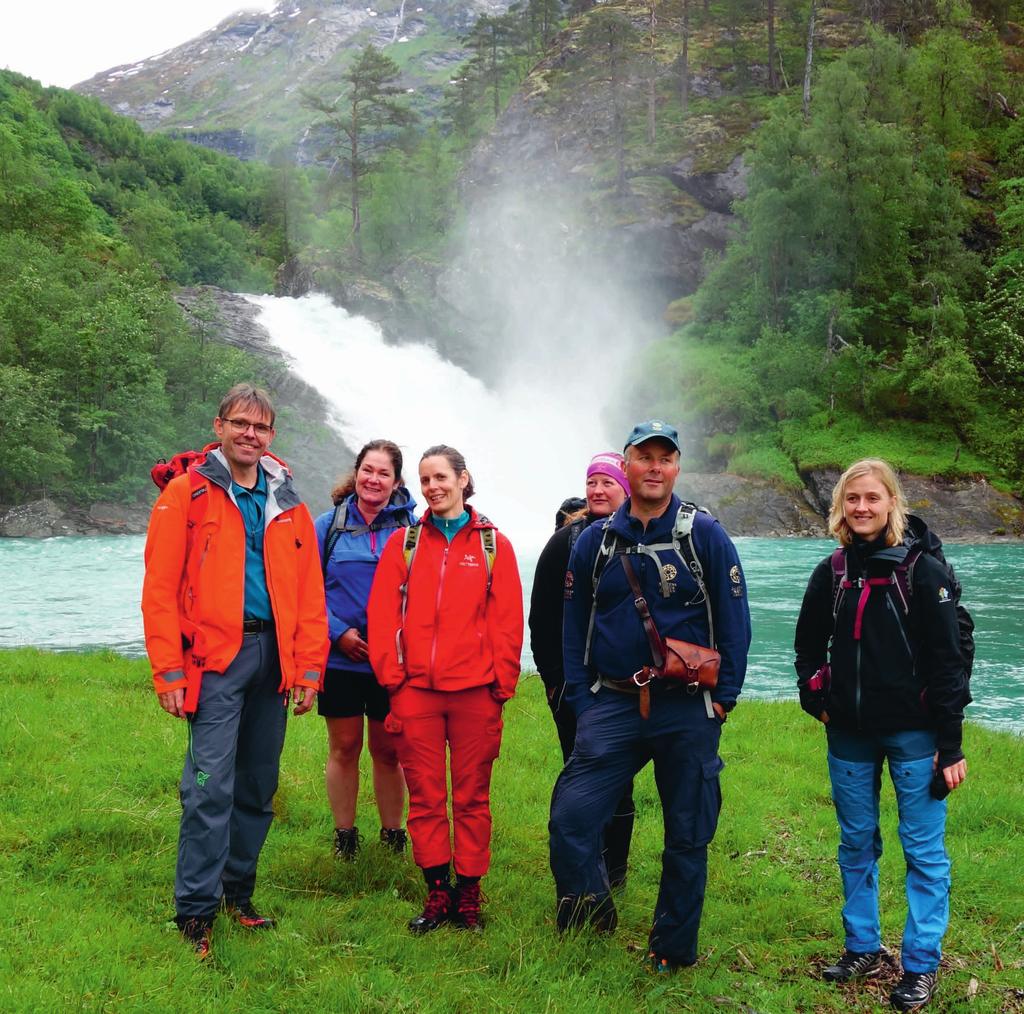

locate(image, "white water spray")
[[246, 292, 613, 556]]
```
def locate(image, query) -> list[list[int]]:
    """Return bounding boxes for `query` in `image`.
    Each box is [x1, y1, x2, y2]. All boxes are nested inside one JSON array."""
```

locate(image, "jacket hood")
[[342, 483, 416, 520], [904, 513, 942, 555]]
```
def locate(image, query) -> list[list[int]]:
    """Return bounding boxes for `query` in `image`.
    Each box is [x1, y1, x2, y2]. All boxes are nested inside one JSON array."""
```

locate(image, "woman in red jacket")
[[368, 444, 523, 933]]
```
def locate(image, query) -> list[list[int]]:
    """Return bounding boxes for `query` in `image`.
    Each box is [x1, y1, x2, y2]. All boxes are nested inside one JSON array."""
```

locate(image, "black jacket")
[[528, 513, 592, 691], [794, 525, 968, 759]]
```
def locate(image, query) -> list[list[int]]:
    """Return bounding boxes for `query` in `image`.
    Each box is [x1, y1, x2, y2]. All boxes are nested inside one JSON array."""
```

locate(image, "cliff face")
[[74, 0, 511, 158]]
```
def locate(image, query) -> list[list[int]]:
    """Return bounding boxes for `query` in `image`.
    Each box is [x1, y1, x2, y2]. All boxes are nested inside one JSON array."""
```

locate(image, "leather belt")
[[242, 618, 274, 634], [599, 672, 678, 720]]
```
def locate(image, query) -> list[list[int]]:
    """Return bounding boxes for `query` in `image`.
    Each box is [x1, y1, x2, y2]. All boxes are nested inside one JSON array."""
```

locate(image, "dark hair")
[[331, 439, 405, 505], [420, 444, 474, 502], [218, 383, 275, 427]]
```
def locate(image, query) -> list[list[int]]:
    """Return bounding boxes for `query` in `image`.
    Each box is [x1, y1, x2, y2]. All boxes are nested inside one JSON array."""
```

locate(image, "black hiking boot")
[[822, 949, 883, 982], [453, 880, 484, 933], [379, 827, 408, 854], [333, 826, 360, 860], [176, 915, 213, 960], [555, 893, 618, 934], [890, 969, 938, 1010], [409, 884, 454, 935], [223, 899, 276, 930]]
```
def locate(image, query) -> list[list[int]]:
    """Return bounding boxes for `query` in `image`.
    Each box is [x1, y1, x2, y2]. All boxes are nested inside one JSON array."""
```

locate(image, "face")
[[842, 472, 895, 541], [213, 401, 274, 478], [355, 450, 397, 512], [586, 473, 626, 517], [419, 455, 468, 519], [625, 439, 680, 507]]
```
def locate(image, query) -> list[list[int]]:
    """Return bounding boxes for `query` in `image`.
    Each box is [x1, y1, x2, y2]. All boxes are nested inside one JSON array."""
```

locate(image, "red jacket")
[[367, 510, 523, 699], [142, 447, 328, 703]]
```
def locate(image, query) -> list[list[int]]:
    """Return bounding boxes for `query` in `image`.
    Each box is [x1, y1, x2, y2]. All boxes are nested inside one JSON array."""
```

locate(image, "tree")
[[303, 46, 416, 256], [463, 14, 521, 121], [767, 0, 779, 91], [802, 0, 816, 119]]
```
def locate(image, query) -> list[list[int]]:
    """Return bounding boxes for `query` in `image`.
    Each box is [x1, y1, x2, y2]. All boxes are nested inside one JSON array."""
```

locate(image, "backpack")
[[321, 497, 415, 575], [583, 502, 716, 667], [829, 539, 975, 680], [150, 447, 213, 550], [395, 518, 498, 666]]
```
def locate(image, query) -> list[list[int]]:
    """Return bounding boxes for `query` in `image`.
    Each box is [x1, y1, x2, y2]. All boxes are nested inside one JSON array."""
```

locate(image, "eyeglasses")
[[221, 417, 274, 437]]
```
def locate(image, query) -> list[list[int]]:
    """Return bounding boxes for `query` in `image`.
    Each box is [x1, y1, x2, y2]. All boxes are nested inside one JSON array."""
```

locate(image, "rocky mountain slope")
[[75, 0, 510, 159]]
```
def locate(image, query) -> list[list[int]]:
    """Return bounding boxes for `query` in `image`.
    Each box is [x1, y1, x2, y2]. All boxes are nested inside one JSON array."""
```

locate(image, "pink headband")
[[586, 452, 629, 495]]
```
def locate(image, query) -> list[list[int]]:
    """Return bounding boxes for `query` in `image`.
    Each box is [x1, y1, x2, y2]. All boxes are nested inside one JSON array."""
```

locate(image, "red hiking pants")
[[385, 684, 503, 876]]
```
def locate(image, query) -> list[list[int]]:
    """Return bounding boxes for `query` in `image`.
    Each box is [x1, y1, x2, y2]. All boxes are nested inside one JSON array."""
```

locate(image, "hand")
[[337, 627, 369, 663], [820, 710, 830, 724], [290, 686, 317, 716], [938, 755, 967, 793], [712, 702, 728, 722], [158, 688, 187, 719]]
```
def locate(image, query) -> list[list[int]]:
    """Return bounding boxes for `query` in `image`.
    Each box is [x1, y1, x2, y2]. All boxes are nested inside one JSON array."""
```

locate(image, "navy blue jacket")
[[315, 487, 416, 673], [562, 494, 752, 716]]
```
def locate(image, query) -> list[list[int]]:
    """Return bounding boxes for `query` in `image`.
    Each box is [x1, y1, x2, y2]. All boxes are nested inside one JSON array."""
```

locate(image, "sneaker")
[[822, 949, 883, 982], [224, 899, 276, 930], [408, 885, 453, 934], [453, 881, 484, 932], [891, 969, 938, 1010], [380, 827, 408, 854], [177, 916, 213, 960], [333, 826, 360, 860]]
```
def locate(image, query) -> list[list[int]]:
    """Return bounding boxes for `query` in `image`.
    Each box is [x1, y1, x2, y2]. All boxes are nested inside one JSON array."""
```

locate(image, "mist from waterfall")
[[249, 187, 659, 556]]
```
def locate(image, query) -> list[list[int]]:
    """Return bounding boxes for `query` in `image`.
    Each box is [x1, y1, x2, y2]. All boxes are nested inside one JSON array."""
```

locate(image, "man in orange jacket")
[[142, 383, 327, 959]]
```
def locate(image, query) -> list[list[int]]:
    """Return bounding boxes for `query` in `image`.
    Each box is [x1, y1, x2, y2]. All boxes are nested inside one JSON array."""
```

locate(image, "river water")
[[2, 535, 1020, 732]]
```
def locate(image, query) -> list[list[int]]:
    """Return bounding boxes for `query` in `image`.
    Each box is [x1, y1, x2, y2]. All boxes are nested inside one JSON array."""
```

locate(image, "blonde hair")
[[828, 458, 907, 547]]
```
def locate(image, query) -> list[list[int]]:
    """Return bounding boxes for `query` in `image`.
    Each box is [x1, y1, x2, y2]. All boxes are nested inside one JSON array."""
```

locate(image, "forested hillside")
[[635, 0, 1024, 490], [0, 72, 283, 504]]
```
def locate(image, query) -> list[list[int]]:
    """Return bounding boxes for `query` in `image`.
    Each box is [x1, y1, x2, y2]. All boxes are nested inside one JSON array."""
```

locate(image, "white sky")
[[0, 2, 278, 89]]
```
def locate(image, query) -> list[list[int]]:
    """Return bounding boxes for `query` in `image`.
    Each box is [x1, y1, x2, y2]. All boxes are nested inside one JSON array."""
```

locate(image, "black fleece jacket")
[[528, 513, 593, 691], [794, 529, 969, 763]]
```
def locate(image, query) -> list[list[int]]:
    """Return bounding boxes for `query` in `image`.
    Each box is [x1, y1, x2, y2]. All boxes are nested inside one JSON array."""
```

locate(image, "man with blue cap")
[[549, 419, 751, 972]]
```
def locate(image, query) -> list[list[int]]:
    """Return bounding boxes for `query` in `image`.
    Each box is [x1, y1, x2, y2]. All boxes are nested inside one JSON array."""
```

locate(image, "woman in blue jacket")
[[315, 439, 415, 858]]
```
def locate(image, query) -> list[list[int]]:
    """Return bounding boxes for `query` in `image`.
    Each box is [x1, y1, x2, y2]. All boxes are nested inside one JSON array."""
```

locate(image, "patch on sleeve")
[[729, 564, 745, 597], [564, 571, 575, 600], [938, 586, 951, 603]]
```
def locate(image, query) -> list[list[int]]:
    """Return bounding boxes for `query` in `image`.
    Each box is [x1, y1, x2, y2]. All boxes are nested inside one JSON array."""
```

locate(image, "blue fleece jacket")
[[562, 494, 752, 716], [315, 487, 416, 673]]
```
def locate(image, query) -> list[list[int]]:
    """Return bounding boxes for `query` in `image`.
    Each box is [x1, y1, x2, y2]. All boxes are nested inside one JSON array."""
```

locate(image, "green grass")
[[1, 647, 1022, 1012]]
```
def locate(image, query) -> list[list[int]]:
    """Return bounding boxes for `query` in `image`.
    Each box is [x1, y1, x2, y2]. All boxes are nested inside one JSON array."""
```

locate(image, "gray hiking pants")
[[175, 629, 288, 918]]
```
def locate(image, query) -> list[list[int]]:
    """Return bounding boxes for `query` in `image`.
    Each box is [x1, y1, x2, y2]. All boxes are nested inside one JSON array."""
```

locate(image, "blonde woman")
[[794, 459, 970, 1011]]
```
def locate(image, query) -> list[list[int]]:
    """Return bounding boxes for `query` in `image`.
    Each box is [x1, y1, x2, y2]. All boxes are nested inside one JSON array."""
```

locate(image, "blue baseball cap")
[[623, 420, 681, 453]]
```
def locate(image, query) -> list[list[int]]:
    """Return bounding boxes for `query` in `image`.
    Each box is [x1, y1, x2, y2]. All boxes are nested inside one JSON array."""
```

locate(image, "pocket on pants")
[[693, 755, 725, 846]]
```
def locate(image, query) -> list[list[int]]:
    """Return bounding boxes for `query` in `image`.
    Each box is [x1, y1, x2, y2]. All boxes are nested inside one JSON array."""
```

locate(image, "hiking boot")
[[333, 826, 360, 860], [177, 916, 213, 960], [891, 970, 938, 1010], [224, 899, 276, 930], [453, 881, 484, 932], [647, 950, 696, 974], [555, 893, 618, 934], [408, 885, 453, 934], [822, 949, 883, 982], [380, 827, 408, 854]]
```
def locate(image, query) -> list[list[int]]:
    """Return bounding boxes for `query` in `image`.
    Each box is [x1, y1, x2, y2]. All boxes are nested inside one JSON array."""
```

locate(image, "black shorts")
[[317, 667, 391, 722]]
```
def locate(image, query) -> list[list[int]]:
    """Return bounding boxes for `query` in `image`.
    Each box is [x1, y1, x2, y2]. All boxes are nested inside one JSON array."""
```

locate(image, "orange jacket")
[[142, 446, 328, 700], [367, 510, 523, 700]]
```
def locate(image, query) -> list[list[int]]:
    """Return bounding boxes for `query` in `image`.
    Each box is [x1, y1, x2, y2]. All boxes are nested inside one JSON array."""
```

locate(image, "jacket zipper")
[[855, 640, 862, 729], [428, 541, 450, 688], [885, 593, 913, 659]]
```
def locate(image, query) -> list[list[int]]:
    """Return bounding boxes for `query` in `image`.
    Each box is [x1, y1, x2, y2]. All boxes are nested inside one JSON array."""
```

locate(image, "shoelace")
[[457, 884, 482, 917], [423, 887, 451, 919]]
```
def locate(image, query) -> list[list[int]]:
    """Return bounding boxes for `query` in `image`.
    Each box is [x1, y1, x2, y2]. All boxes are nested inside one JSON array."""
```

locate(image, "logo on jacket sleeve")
[[938, 586, 951, 603], [729, 564, 745, 598]]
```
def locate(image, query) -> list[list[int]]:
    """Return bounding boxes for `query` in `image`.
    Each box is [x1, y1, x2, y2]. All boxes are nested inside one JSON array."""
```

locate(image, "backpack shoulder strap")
[[396, 523, 423, 666], [891, 547, 922, 615], [830, 548, 849, 621], [671, 502, 716, 649], [584, 514, 619, 666], [321, 502, 348, 574], [479, 524, 497, 594]]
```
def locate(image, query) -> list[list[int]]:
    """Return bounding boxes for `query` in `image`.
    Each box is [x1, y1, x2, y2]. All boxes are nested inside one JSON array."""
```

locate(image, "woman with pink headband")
[[528, 451, 634, 889]]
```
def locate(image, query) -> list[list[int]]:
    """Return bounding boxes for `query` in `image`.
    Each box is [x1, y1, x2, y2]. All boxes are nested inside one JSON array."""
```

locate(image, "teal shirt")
[[232, 466, 272, 621], [430, 511, 470, 543]]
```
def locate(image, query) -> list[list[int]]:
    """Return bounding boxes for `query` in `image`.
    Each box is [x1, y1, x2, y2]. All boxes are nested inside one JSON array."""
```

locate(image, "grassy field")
[[1, 648, 1021, 1013]]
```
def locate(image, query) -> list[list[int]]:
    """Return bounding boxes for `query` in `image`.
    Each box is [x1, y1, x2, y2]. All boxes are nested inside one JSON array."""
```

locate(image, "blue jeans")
[[549, 688, 723, 963], [826, 726, 950, 973], [175, 630, 288, 918]]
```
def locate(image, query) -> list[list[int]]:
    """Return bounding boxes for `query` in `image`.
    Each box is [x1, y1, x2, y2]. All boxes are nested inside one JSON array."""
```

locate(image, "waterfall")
[[245, 292, 612, 555]]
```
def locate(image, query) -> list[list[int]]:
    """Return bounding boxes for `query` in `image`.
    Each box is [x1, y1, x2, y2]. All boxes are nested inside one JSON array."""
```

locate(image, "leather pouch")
[[660, 637, 721, 691]]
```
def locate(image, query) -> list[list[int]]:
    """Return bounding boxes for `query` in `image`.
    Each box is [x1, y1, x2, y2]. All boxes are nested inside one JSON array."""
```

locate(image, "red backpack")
[[150, 444, 219, 547]]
